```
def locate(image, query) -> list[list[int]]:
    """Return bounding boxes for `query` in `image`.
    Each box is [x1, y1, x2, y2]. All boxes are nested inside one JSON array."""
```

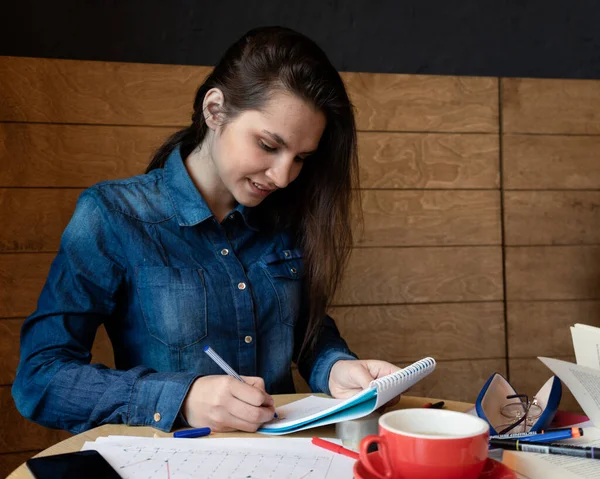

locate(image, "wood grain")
[[0, 320, 23, 385], [503, 135, 600, 190], [0, 386, 71, 454], [331, 302, 505, 361], [357, 190, 501, 247], [0, 123, 176, 187], [0, 56, 207, 126], [507, 301, 600, 358], [509, 357, 581, 413], [504, 191, 600, 246], [503, 78, 600, 134], [345, 73, 498, 132], [357, 132, 499, 189], [506, 246, 600, 300], [335, 247, 503, 305], [0, 254, 54, 318], [406, 359, 506, 404], [0, 57, 498, 132], [0, 189, 81, 252]]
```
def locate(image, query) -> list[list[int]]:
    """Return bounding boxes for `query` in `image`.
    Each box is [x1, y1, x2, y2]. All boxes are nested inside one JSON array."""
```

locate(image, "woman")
[[13, 26, 400, 434]]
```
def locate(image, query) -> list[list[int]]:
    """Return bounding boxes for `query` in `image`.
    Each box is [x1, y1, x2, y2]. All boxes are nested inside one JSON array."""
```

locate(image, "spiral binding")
[[373, 357, 436, 390]]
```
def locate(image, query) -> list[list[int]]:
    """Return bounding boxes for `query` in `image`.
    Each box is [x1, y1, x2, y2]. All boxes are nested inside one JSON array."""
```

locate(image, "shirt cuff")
[[308, 349, 358, 396], [127, 371, 199, 432]]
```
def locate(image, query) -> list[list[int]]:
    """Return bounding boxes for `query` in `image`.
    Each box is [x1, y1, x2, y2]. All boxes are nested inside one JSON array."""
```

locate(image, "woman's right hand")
[[181, 375, 277, 432]]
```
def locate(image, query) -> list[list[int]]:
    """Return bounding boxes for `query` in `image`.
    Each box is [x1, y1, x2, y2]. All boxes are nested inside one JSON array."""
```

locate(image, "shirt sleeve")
[[11, 189, 198, 434], [293, 304, 358, 396]]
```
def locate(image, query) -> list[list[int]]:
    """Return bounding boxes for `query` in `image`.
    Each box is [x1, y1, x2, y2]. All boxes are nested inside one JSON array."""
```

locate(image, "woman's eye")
[[258, 140, 276, 152]]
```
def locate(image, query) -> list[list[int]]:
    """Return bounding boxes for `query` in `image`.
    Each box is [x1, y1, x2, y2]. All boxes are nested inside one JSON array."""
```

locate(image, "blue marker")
[[203, 346, 278, 418], [174, 427, 211, 439]]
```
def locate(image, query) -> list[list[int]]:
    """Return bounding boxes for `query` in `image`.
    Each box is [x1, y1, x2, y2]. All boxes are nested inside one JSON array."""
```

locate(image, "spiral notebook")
[[258, 357, 436, 435]]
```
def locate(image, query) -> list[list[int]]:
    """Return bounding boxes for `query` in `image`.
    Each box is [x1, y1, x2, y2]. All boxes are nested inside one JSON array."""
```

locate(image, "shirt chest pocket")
[[262, 249, 303, 327], [135, 266, 208, 349]]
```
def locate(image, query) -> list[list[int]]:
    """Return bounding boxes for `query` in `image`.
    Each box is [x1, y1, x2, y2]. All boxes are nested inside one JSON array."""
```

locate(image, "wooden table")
[[8, 394, 473, 478]]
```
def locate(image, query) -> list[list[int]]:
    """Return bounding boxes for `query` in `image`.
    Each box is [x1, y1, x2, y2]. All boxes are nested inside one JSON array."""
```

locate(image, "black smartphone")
[[26, 449, 122, 479]]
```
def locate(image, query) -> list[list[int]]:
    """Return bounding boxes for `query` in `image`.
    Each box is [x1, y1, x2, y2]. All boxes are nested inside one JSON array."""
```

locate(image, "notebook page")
[[82, 436, 354, 479], [372, 357, 436, 408]]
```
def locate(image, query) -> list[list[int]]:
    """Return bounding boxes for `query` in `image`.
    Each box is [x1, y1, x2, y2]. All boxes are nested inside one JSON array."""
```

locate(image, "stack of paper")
[[81, 436, 354, 478]]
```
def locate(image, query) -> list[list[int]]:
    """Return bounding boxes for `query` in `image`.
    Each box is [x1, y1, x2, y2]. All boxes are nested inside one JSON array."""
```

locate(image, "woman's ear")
[[202, 88, 225, 130]]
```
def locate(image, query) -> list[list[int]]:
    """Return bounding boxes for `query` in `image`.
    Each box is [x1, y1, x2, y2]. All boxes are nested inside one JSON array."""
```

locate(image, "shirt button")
[[244, 335, 253, 344], [221, 248, 229, 256], [284, 251, 291, 258], [153, 412, 161, 422], [290, 267, 297, 274], [229, 214, 235, 220], [238, 282, 247, 290]]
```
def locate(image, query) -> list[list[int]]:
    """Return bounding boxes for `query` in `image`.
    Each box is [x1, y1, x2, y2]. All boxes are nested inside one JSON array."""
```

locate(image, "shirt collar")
[[163, 146, 259, 231]]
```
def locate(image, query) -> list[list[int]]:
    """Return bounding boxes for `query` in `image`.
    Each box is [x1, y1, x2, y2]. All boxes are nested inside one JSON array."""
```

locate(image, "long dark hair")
[[148, 26, 360, 359]]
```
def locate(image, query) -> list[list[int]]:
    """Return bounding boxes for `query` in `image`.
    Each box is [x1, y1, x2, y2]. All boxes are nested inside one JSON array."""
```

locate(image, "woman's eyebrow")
[[261, 129, 316, 155]]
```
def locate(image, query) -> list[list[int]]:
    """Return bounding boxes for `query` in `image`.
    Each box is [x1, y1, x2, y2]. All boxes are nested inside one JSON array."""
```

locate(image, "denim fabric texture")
[[12, 147, 357, 433]]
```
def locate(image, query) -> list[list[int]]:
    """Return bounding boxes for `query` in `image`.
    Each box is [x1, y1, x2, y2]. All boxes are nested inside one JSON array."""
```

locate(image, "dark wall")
[[2, 0, 600, 79]]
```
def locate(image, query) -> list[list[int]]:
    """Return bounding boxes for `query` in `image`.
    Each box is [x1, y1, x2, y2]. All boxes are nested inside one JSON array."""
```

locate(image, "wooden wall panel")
[[0, 123, 175, 187], [504, 191, 600, 246], [0, 125, 499, 190], [336, 247, 503, 305], [0, 58, 498, 133], [507, 301, 600, 358], [0, 57, 207, 126], [0, 254, 53, 318], [358, 190, 501, 247], [506, 246, 600, 301], [345, 73, 498, 132], [503, 135, 600, 190], [358, 133, 499, 189], [0, 386, 71, 454], [0, 320, 23, 385], [503, 78, 600, 134], [0, 189, 81, 252], [331, 303, 505, 361], [509, 358, 581, 413]]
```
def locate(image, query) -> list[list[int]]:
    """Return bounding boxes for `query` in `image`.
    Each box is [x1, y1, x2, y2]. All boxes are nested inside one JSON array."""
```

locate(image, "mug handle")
[[359, 434, 394, 479]]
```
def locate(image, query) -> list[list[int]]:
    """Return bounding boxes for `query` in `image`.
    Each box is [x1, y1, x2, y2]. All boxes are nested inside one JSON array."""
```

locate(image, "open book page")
[[261, 395, 351, 429], [571, 324, 600, 369], [502, 424, 600, 479], [82, 436, 354, 479], [538, 357, 600, 427]]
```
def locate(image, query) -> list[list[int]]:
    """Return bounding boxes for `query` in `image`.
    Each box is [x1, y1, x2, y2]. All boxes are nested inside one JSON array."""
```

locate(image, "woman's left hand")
[[328, 359, 402, 408]]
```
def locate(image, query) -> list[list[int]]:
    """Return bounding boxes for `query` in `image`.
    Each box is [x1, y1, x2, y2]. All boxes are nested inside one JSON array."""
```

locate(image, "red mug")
[[359, 408, 490, 479]]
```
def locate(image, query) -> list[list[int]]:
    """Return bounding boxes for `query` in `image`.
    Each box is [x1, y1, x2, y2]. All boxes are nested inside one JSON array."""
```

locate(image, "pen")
[[491, 427, 583, 440], [493, 427, 583, 443], [173, 427, 212, 439], [422, 401, 445, 409], [203, 345, 278, 418], [311, 437, 360, 460], [489, 439, 600, 459]]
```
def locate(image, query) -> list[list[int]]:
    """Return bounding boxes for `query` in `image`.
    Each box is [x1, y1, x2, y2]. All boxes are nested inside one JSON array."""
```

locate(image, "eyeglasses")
[[496, 394, 542, 435]]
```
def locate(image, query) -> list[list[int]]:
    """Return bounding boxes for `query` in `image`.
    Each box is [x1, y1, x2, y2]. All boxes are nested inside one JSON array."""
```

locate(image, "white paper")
[[571, 324, 600, 370], [261, 395, 350, 429], [81, 436, 354, 478], [539, 357, 600, 428]]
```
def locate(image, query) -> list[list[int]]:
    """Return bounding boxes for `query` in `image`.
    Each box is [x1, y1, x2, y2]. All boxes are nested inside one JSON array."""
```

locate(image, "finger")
[[366, 360, 400, 379], [241, 376, 266, 391], [351, 363, 376, 389], [229, 397, 276, 426], [230, 378, 274, 407]]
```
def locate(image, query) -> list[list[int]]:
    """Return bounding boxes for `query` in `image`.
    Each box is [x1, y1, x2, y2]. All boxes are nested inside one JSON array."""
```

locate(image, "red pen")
[[311, 437, 360, 460]]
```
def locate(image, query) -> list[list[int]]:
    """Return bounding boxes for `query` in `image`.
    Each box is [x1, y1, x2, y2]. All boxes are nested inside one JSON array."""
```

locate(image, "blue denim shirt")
[[12, 147, 356, 434]]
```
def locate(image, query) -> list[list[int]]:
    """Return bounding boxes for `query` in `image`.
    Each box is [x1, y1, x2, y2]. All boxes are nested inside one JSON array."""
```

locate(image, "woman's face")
[[209, 90, 326, 207]]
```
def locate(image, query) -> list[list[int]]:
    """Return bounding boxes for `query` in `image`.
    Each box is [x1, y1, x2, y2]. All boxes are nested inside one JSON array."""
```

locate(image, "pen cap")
[[173, 427, 211, 438], [335, 411, 381, 451]]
